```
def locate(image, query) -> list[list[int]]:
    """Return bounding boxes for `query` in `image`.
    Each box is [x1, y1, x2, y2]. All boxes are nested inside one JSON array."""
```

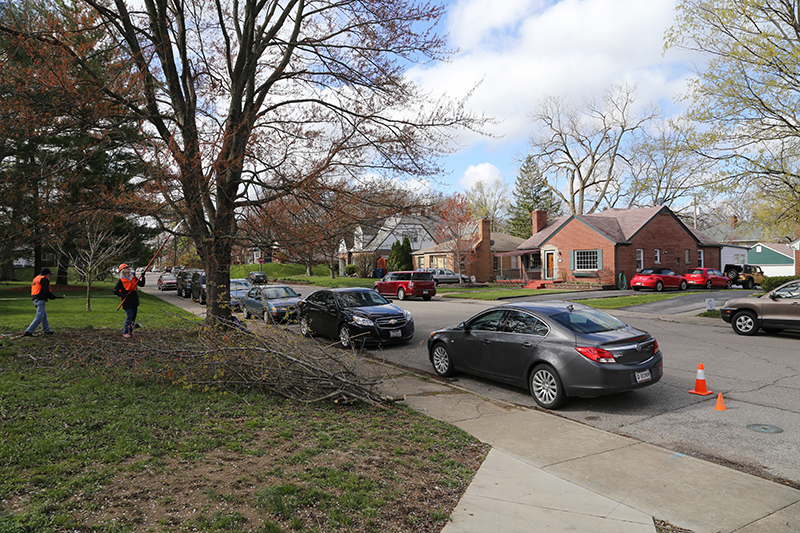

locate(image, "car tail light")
[[653, 339, 659, 354], [575, 346, 616, 363]]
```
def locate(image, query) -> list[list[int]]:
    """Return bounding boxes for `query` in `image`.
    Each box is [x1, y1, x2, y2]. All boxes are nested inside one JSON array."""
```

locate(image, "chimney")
[[730, 215, 738, 229], [532, 210, 548, 235]]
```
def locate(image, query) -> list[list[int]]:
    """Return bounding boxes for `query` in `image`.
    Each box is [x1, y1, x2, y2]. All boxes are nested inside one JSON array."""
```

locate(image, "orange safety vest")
[[120, 276, 139, 292], [31, 275, 45, 296]]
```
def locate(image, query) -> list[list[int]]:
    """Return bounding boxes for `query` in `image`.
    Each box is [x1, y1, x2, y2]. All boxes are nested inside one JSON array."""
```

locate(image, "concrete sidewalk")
[[379, 372, 800, 533]]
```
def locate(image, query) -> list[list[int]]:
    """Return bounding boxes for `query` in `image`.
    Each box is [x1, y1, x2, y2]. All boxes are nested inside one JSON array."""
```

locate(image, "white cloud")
[[409, 0, 691, 186], [459, 162, 505, 190]]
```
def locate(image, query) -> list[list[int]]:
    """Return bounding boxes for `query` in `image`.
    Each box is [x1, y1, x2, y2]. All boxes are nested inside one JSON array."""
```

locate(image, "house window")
[[698, 249, 704, 267], [654, 249, 661, 264], [493, 256, 498, 271], [574, 250, 600, 270], [685, 249, 691, 265], [419, 257, 425, 268], [636, 249, 643, 270], [511, 256, 520, 269]]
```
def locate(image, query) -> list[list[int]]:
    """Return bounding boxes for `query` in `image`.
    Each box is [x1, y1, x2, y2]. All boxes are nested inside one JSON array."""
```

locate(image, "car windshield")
[[264, 287, 298, 299], [551, 308, 626, 334], [640, 269, 655, 275], [336, 290, 390, 308], [230, 280, 252, 291]]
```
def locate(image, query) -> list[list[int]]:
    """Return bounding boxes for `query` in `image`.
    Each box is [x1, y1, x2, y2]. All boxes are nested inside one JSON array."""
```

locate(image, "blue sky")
[[408, 0, 693, 195]]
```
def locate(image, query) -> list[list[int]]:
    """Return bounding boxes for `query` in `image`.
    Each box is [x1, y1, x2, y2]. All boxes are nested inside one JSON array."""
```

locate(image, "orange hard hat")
[[118, 263, 130, 272]]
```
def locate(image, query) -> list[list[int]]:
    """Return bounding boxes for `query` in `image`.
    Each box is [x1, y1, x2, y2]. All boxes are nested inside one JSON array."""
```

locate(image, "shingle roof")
[[757, 242, 795, 259], [518, 206, 723, 250]]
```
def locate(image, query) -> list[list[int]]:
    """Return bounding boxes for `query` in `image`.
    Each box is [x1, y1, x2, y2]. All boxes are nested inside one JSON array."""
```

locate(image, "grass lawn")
[[573, 293, 685, 309], [439, 288, 574, 300], [0, 279, 200, 334]]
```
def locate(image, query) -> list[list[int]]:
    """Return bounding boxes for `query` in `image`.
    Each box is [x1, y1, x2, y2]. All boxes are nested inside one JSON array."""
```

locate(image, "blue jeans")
[[26, 300, 50, 333], [124, 307, 138, 335]]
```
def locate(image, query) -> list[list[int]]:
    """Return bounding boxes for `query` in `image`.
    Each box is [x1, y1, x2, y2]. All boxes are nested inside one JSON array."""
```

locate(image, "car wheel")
[[300, 316, 312, 337], [679, 280, 687, 291], [705, 280, 713, 289], [732, 310, 759, 336], [430, 343, 454, 377], [726, 269, 738, 280], [726, 279, 732, 289], [422, 295, 432, 301], [655, 281, 664, 292], [397, 288, 406, 300], [243, 307, 251, 319], [529, 364, 566, 410], [339, 324, 362, 349], [263, 310, 272, 323], [744, 278, 754, 290]]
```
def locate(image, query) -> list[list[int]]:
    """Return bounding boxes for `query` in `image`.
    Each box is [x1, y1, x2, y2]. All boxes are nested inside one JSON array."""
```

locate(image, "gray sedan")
[[427, 301, 663, 409], [241, 285, 302, 322]]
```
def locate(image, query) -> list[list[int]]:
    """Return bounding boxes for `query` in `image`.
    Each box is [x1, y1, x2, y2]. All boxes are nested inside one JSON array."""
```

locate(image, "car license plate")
[[635, 369, 652, 383], [390, 330, 401, 338], [422, 290, 429, 294]]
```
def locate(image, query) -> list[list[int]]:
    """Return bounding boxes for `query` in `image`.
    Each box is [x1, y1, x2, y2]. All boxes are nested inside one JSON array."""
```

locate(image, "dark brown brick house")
[[513, 206, 723, 288]]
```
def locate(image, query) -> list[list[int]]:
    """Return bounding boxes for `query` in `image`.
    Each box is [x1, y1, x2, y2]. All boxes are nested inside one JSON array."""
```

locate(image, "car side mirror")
[[296, 293, 301, 297]]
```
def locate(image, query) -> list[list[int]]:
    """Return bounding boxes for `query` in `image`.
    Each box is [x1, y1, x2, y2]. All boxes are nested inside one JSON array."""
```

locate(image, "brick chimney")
[[532, 210, 548, 235], [730, 215, 738, 229]]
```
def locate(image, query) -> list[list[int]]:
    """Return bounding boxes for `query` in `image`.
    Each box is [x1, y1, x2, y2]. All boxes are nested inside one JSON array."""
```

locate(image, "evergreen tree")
[[506, 156, 565, 239], [387, 241, 403, 272], [400, 237, 413, 270]]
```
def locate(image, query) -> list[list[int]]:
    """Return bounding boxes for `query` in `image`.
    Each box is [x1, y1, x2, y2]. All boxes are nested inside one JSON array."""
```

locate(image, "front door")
[[544, 251, 555, 279]]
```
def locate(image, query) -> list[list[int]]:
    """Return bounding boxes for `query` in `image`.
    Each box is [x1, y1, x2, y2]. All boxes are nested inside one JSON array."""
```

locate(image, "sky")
[[408, 0, 694, 195]]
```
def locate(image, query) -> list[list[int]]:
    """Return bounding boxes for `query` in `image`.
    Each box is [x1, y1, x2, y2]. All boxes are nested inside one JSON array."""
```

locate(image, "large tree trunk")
[[57, 251, 69, 285]]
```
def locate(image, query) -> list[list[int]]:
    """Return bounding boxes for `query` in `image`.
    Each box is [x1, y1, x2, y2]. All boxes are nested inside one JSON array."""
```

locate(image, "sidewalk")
[[378, 370, 800, 533]]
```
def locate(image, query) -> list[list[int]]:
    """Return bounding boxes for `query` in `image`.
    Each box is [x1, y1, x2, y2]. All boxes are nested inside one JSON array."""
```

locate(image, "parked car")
[[720, 279, 800, 335], [241, 284, 302, 322], [723, 263, 767, 289], [630, 267, 687, 292], [427, 301, 663, 409], [373, 271, 436, 300], [191, 271, 207, 304], [156, 272, 177, 291], [684, 268, 732, 289], [299, 288, 414, 349], [420, 267, 469, 285], [175, 269, 196, 298], [246, 271, 269, 285], [229, 279, 254, 311]]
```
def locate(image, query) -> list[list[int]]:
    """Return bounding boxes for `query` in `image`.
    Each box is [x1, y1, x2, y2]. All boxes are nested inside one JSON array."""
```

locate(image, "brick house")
[[513, 206, 723, 287], [411, 219, 525, 282]]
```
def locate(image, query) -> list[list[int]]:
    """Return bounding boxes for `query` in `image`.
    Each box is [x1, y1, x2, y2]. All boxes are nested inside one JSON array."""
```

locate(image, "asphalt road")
[[141, 284, 800, 489]]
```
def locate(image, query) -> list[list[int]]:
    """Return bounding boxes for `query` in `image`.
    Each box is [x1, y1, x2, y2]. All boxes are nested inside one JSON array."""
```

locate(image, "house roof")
[[490, 232, 525, 252], [754, 242, 795, 259], [701, 220, 764, 246], [518, 206, 723, 250], [359, 215, 439, 253]]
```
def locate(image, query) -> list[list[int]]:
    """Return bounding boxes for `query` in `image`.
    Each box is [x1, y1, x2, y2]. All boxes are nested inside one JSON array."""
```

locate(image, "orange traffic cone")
[[689, 363, 714, 396], [715, 393, 726, 411]]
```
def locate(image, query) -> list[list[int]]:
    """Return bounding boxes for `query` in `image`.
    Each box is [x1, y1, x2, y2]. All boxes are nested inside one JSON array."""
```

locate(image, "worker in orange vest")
[[23, 268, 59, 336], [113, 264, 146, 338]]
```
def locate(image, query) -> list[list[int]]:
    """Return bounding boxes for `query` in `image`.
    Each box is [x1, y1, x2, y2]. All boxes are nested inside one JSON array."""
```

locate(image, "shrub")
[[344, 264, 358, 276], [760, 276, 800, 292]]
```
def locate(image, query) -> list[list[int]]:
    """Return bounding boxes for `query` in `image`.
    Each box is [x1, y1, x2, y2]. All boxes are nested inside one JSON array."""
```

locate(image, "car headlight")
[[352, 315, 374, 327], [403, 309, 413, 321], [723, 301, 729, 307]]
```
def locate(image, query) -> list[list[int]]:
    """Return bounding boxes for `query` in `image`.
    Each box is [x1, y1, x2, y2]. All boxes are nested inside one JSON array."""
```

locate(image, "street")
[[141, 284, 800, 488]]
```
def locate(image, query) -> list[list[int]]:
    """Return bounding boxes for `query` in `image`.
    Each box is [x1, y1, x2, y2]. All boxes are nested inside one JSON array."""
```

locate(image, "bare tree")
[[55, 214, 131, 311], [434, 194, 478, 284], [5, 0, 486, 323], [526, 83, 658, 215], [466, 177, 509, 232]]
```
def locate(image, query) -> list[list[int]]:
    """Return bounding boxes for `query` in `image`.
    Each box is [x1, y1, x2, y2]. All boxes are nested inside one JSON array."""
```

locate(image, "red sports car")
[[684, 268, 732, 289], [631, 267, 687, 292]]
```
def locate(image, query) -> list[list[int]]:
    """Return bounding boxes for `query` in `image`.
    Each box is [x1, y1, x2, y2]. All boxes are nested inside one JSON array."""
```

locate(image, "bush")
[[344, 264, 358, 276], [760, 276, 800, 292]]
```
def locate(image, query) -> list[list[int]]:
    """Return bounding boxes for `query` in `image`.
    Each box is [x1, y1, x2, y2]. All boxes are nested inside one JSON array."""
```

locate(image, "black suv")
[[176, 269, 196, 298], [246, 271, 269, 285], [191, 271, 207, 304]]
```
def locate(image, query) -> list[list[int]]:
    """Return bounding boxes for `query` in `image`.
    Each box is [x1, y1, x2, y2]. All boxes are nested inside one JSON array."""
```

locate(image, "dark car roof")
[[637, 267, 675, 274], [497, 300, 593, 317]]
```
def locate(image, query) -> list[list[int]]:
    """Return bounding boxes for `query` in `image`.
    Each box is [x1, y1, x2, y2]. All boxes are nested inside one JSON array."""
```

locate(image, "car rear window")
[[687, 269, 703, 275], [412, 272, 433, 281], [551, 309, 626, 334]]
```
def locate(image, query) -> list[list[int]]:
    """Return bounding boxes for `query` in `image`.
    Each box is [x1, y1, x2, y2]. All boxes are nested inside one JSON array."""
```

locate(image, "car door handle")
[[482, 340, 491, 344], [521, 342, 533, 348]]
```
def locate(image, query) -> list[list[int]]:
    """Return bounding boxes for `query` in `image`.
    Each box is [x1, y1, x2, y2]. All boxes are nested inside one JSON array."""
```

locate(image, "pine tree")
[[506, 156, 565, 239], [400, 237, 413, 270]]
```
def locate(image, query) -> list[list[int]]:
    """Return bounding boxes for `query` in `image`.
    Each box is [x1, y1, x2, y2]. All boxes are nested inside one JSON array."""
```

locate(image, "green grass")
[[573, 293, 684, 309], [0, 279, 198, 333], [0, 343, 487, 532], [439, 288, 573, 300]]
